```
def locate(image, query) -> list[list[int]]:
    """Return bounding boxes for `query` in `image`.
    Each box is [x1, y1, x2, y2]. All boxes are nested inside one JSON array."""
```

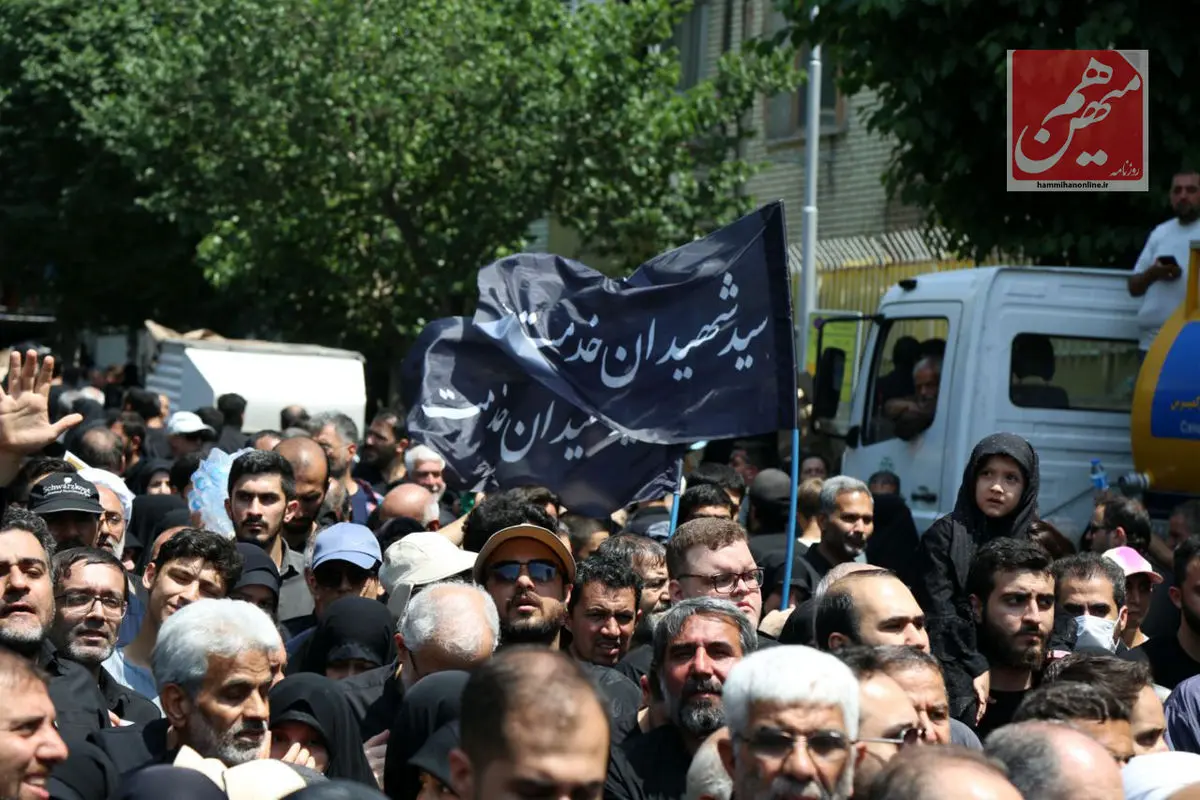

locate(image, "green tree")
[[35, 0, 793, 360], [780, 0, 1197, 266], [0, 1, 228, 334]]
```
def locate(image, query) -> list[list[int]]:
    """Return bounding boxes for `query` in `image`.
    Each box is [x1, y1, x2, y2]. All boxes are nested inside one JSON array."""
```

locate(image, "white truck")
[[143, 322, 368, 434], [811, 267, 1142, 537]]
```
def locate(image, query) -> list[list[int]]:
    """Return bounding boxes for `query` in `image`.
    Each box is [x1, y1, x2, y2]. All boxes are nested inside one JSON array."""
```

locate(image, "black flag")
[[472, 202, 796, 445], [401, 317, 685, 517]]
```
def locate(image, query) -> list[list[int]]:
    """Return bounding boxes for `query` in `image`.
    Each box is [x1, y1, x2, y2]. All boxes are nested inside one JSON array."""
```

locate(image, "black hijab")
[[127, 458, 174, 496], [383, 670, 470, 800], [948, 432, 1040, 543], [300, 596, 397, 676], [865, 493, 922, 589], [282, 781, 389, 800], [126, 494, 188, 571], [270, 673, 376, 785], [406, 721, 459, 794]]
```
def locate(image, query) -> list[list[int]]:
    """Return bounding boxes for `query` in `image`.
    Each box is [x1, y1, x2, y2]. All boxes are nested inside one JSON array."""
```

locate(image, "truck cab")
[[813, 267, 1143, 536]]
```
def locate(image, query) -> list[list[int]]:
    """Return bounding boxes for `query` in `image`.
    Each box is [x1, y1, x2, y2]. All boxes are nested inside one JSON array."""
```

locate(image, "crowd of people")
[[5, 348, 1200, 800]]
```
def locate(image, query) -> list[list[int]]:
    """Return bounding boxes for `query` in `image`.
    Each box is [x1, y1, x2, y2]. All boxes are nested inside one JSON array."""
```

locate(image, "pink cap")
[[1103, 546, 1163, 584]]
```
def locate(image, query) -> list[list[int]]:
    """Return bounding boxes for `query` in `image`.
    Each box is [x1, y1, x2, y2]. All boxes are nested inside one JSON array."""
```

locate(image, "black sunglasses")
[[487, 559, 560, 584]]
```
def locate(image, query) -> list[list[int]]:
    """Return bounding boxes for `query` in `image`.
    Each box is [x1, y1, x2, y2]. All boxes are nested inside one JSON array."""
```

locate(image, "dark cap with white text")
[[28, 473, 103, 516]]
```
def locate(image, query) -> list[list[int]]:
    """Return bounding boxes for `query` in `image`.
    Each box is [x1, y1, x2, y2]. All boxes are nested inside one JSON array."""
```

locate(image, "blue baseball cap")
[[312, 522, 382, 571]]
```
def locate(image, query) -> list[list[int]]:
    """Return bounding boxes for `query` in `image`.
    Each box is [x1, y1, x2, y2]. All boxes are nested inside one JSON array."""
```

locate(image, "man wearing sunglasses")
[[718, 645, 860, 800], [285, 522, 384, 644], [473, 523, 576, 649], [836, 645, 927, 798]]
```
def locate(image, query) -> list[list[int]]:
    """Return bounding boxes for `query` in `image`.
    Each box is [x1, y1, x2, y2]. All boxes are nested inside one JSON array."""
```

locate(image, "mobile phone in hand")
[[1159, 255, 1179, 266]]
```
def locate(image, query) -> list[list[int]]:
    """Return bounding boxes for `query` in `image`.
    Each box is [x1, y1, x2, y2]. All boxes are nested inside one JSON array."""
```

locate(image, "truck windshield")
[[1009, 333, 1139, 412], [864, 317, 949, 445]]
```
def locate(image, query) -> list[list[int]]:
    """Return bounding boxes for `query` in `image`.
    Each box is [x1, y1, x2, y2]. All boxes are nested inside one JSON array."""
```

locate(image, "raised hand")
[[0, 350, 82, 454]]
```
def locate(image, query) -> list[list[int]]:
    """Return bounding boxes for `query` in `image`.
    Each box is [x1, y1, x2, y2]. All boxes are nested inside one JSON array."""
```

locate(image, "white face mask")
[[1074, 615, 1118, 652]]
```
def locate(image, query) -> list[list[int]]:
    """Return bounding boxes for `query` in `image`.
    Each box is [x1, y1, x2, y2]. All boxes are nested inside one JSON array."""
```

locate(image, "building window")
[[763, 8, 840, 140], [673, 0, 711, 90]]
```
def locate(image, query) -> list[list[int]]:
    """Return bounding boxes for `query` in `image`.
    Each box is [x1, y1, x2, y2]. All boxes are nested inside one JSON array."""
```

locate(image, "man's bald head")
[[275, 437, 329, 536], [815, 562, 883, 600], [148, 526, 188, 564], [275, 437, 329, 479], [381, 483, 438, 527], [686, 727, 732, 800], [986, 721, 1123, 800]]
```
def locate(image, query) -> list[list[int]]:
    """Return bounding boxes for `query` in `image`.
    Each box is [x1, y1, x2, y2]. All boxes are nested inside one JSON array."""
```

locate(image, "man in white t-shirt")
[[1129, 169, 1200, 355]]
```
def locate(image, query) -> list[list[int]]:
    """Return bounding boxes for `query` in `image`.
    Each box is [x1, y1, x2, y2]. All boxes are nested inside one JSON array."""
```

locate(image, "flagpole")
[[780, 427, 801, 608], [666, 456, 685, 537], [795, 6, 821, 373], [783, 7, 823, 610]]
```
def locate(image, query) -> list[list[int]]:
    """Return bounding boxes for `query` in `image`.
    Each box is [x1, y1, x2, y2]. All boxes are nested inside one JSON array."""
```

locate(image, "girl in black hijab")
[[299, 596, 397, 680], [915, 432, 1040, 725], [382, 670, 469, 800], [270, 673, 376, 785], [127, 458, 174, 496]]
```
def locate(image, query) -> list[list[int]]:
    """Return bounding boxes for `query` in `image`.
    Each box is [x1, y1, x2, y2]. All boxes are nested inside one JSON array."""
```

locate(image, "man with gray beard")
[[606, 597, 756, 800], [47, 599, 284, 800]]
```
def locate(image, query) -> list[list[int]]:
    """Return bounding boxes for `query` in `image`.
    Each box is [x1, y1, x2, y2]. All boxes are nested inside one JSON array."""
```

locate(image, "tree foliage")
[[0, 1, 222, 332], [781, 0, 1199, 266], [8, 0, 793, 353]]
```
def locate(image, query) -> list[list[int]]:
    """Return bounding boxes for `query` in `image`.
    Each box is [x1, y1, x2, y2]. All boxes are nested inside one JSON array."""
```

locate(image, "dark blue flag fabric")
[[401, 317, 685, 517], [471, 202, 796, 444]]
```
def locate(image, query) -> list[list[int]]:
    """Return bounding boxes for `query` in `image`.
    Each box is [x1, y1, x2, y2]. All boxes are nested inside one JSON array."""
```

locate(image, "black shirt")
[[605, 724, 693, 800], [579, 663, 641, 746], [803, 545, 836, 579], [1136, 633, 1200, 690], [340, 660, 405, 741], [38, 641, 111, 745], [48, 718, 171, 800], [97, 668, 161, 726], [976, 688, 1028, 740]]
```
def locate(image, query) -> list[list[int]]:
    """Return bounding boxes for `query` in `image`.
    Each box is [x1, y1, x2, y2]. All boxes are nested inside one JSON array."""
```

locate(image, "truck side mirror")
[[812, 347, 846, 420]]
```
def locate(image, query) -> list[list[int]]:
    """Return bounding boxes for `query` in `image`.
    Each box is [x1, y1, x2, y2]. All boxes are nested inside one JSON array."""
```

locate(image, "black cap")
[[749, 468, 792, 510], [234, 542, 282, 596], [28, 473, 103, 516]]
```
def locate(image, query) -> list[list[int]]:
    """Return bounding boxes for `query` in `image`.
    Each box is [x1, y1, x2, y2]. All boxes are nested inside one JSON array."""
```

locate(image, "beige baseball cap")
[[472, 524, 576, 585]]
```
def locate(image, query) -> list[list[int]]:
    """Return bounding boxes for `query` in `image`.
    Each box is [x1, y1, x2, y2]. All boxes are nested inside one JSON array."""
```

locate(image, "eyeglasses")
[[739, 727, 852, 762], [100, 512, 124, 529], [55, 590, 126, 615], [678, 568, 764, 594], [858, 726, 927, 748], [487, 559, 560, 584]]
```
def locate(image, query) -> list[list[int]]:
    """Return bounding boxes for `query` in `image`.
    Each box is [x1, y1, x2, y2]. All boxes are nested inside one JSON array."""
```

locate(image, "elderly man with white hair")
[[718, 645, 860, 800], [340, 579, 498, 743], [49, 599, 284, 797], [404, 444, 446, 502], [396, 580, 500, 690]]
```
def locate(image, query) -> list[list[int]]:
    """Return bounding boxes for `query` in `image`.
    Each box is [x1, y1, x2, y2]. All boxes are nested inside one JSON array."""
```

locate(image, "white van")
[[812, 267, 1142, 536], [145, 334, 368, 435]]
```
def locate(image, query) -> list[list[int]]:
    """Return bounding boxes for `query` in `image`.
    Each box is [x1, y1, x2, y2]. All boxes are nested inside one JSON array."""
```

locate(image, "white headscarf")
[[77, 467, 134, 557], [1123, 752, 1200, 800]]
